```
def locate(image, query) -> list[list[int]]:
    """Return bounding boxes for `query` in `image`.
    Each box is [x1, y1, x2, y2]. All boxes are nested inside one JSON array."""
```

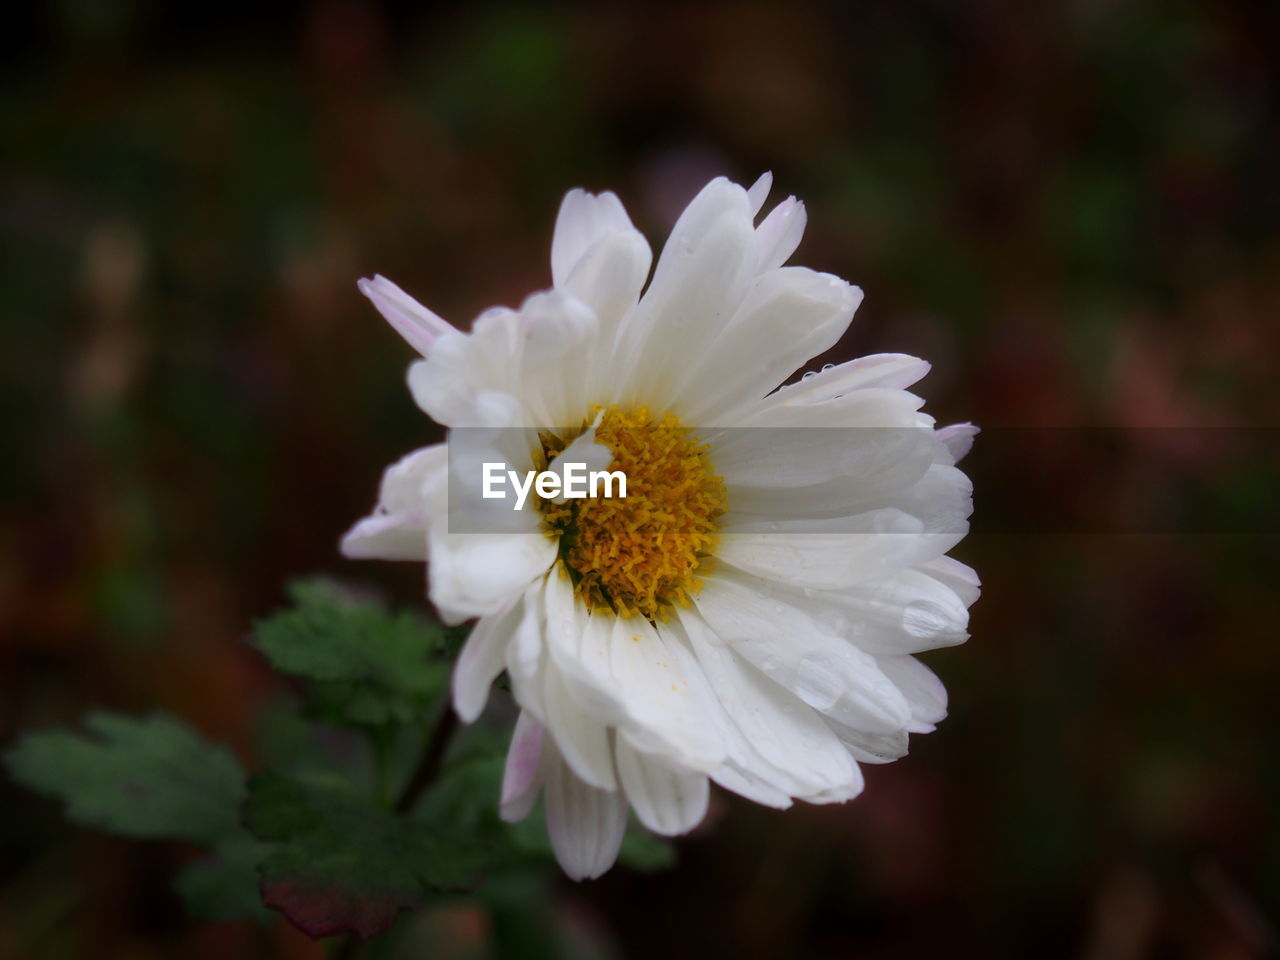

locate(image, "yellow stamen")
[[539, 406, 725, 621]]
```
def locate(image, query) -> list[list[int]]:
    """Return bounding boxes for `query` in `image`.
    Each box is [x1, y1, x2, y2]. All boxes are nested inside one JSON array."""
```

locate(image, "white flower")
[[343, 174, 978, 880]]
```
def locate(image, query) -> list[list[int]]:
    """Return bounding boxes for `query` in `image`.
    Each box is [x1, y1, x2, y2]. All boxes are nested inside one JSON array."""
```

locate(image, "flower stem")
[[371, 726, 393, 808], [332, 699, 461, 959], [393, 698, 459, 815]]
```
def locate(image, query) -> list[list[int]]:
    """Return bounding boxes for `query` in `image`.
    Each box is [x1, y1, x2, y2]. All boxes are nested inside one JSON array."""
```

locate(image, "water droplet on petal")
[[795, 654, 842, 711], [903, 600, 952, 639]]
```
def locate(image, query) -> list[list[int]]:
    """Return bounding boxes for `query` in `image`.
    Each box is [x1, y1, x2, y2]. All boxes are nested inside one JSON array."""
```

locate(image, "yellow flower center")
[[539, 406, 725, 621]]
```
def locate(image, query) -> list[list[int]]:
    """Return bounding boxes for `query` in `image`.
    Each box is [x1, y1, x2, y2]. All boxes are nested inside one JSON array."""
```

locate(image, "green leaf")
[[174, 830, 274, 925], [6, 711, 271, 926], [245, 770, 501, 940], [243, 723, 569, 942], [5, 711, 244, 844], [246, 771, 424, 938], [251, 579, 449, 727]]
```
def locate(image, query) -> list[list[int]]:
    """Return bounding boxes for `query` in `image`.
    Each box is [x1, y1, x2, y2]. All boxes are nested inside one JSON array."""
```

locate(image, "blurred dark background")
[[3, 1, 1278, 958]]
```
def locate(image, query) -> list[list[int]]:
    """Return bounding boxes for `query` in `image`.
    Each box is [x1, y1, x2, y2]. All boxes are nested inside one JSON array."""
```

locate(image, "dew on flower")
[[341, 173, 978, 884]]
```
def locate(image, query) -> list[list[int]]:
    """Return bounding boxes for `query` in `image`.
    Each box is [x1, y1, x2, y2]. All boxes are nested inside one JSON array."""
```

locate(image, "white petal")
[[755, 353, 932, 410], [677, 611, 862, 800], [340, 445, 444, 561], [551, 189, 644, 289], [377, 445, 444, 513], [426, 531, 555, 625], [339, 513, 426, 562], [613, 178, 757, 407], [936, 422, 979, 464], [708, 763, 793, 809], [877, 462, 974, 536], [715, 523, 967, 592], [565, 233, 654, 408], [541, 568, 629, 723], [424, 529, 555, 627], [422, 448, 556, 624], [727, 385, 930, 432], [920, 556, 981, 608], [563, 230, 651, 334], [878, 655, 948, 734], [770, 566, 971, 656], [727, 459, 973, 539], [746, 171, 773, 216], [694, 573, 912, 733], [538, 573, 619, 790], [543, 742, 627, 881], [549, 190, 651, 414], [605, 615, 727, 771], [614, 738, 709, 836], [824, 721, 910, 765], [754, 195, 807, 273], [499, 711, 546, 823], [516, 288, 599, 426], [541, 664, 617, 791], [713, 394, 933, 490], [357, 275, 454, 357], [676, 267, 862, 423], [406, 308, 526, 427], [452, 601, 519, 722], [539, 572, 727, 773], [504, 580, 549, 713], [545, 422, 614, 501]]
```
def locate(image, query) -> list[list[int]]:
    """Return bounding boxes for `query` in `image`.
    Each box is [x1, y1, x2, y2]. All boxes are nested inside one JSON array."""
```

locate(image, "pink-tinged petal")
[[357, 275, 453, 357], [937, 422, 979, 463], [499, 711, 546, 823]]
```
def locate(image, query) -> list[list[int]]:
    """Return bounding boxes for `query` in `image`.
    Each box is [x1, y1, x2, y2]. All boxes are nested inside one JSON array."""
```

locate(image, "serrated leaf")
[[245, 770, 501, 940], [242, 722, 569, 942], [175, 830, 274, 925], [5, 711, 244, 844], [246, 772, 424, 938], [252, 579, 449, 727]]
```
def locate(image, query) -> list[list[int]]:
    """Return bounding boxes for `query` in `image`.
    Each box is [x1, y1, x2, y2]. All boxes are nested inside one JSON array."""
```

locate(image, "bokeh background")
[[3, 1, 1278, 957]]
